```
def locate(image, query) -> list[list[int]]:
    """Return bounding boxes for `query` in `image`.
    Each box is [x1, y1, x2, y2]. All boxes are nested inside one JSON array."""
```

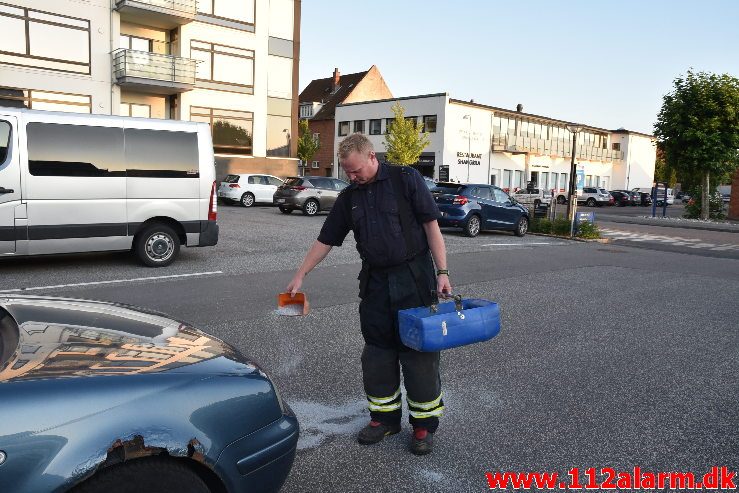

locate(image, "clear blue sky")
[[299, 0, 739, 135]]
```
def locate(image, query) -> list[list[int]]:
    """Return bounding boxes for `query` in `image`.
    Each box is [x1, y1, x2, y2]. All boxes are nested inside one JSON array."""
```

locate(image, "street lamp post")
[[463, 114, 471, 182], [565, 124, 583, 237]]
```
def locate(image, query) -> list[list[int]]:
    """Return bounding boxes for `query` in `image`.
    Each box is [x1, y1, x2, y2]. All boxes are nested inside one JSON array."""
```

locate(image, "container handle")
[[429, 294, 464, 314]]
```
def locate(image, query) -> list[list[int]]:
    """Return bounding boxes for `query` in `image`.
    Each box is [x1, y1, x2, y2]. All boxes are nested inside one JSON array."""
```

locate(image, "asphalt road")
[[2, 205, 738, 492]]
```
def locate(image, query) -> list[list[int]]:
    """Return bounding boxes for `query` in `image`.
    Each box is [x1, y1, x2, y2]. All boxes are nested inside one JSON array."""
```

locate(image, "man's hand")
[[286, 273, 303, 297], [437, 274, 452, 299]]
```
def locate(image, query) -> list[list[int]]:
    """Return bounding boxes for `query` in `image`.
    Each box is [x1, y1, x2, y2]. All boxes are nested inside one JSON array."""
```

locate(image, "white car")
[[218, 173, 284, 207], [512, 188, 552, 207], [577, 187, 611, 206]]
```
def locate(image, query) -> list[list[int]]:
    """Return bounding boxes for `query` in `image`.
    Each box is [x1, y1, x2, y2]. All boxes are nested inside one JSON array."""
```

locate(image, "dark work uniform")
[[317, 164, 445, 432]]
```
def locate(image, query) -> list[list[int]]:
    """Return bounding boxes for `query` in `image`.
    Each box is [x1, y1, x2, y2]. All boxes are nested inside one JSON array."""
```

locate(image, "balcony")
[[112, 49, 197, 95], [491, 134, 624, 161], [115, 0, 197, 29]]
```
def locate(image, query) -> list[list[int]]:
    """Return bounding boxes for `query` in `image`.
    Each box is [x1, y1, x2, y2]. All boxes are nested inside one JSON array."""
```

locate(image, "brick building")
[[298, 66, 392, 176]]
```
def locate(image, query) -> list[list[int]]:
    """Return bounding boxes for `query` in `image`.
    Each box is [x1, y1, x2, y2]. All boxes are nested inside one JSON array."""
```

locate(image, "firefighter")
[[286, 133, 452, 455]]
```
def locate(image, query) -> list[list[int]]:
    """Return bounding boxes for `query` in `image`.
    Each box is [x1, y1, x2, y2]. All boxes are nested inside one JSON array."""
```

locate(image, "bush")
[[529, 218, 552, 234], [683, 187, 726, 220], [576, 221, 601, 239], [552, 218, 572, 236]]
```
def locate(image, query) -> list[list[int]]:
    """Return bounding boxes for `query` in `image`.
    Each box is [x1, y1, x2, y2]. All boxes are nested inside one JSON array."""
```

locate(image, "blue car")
[[0, 295, 298, 493], [433, 183, 529, 237]]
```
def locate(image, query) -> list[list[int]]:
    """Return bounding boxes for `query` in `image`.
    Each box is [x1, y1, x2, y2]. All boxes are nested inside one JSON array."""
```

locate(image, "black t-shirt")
[[317, 164, 441, 267]]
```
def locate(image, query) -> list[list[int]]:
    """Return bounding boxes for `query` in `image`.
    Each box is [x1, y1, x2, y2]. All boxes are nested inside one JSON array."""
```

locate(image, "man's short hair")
[[338, 133, 374, 160]]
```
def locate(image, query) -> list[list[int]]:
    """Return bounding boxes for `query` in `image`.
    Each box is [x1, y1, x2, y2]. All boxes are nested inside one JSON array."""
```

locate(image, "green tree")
[[297, 119, 320, 165], [654, 70, 739, 219], [383, 102, 430, 165]]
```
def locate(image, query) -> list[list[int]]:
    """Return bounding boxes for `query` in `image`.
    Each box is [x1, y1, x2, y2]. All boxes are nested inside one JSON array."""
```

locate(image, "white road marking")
[[0, 271, 224, 293], [480, 242, 556, 246], [600, 228, 738, 252]]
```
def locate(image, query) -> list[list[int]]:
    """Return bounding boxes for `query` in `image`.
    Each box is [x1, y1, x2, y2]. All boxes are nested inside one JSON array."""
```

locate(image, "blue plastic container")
[[398, 297, 501, 352]]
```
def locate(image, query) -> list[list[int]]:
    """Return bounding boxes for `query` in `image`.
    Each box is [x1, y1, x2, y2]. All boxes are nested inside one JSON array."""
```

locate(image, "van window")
[[27, 123, 125, 177], [124, 129, 199, 178], [0, 121, 9, 164]]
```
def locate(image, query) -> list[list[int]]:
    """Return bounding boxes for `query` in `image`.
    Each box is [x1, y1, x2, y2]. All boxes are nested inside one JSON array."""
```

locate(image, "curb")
[[597, 215, 739, 234]]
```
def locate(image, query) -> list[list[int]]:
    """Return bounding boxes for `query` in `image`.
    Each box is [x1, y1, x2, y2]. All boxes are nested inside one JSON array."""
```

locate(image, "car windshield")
[[598, 188, 608, 194], [224, 174, 240, 183], [432, 184, 466, 195], [284, 178, 303, 186]]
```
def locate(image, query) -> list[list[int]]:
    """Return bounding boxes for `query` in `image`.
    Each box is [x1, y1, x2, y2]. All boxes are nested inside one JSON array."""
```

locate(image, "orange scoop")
[[277, 292, 309, 316]]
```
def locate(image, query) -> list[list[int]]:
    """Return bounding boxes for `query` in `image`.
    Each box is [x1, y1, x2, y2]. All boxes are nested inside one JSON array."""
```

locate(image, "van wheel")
[[556, 195, 566, 204], [135, 224, 180, 267], [279, 206, 293, 214], [534, 199, 541, 207], [241, 193, 255, 207], [72, 457, 209, 493], [514, 216, 528, 237], [464, 215, 481, 237], [303, 199, 319, 216]]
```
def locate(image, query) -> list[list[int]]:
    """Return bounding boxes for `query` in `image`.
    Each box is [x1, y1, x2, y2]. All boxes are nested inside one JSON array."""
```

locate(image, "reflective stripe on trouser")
[[361, 344, 443, 433], [366, 387, 402, 413], [408, 392, 444, 420]]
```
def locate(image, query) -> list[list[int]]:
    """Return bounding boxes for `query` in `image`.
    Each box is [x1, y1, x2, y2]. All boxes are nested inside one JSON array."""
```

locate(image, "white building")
[[335, 94, 656, 196], [0, 0, 300, 178]]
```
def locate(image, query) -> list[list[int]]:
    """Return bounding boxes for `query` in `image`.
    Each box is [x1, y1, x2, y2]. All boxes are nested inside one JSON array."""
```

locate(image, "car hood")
[[0, 295, 255, 383]]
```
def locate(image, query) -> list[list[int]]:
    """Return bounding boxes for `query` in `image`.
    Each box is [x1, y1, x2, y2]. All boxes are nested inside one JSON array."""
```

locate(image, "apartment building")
[[0, 0, 300, 178], [335, 94, 656, 194]]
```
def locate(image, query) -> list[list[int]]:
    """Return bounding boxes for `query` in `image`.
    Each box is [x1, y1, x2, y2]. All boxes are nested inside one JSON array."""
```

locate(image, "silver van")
[[0, 108, 218, 267]]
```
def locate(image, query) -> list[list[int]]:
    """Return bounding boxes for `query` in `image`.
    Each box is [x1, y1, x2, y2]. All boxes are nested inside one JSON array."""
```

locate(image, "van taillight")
[[453, 195, 468, 205], [208, 181, 217, 221], [228, 183, 240, 188], [290, 186, 306, 191]]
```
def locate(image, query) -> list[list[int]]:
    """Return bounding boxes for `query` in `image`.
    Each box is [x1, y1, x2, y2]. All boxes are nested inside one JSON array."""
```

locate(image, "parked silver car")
[[273, 176, 349, 216]]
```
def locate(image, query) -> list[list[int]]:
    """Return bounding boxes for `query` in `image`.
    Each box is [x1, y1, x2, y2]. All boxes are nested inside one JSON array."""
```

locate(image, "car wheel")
[[514, 216, 528, 237], [556, 195, 566, 204], [72, 457, 210, 493], [586, 198, 596, 207], [302, 199, 319, 216], [241, 192, 255, 207], [463, 215, 481, 237], [534, 199, 541, 208], [278, 205, 293, 214], [134, 223, 180, 267]]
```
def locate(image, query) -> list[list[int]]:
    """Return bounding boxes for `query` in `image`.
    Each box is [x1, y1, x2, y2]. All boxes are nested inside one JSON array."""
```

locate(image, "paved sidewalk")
[[596, 212, 739, 233]]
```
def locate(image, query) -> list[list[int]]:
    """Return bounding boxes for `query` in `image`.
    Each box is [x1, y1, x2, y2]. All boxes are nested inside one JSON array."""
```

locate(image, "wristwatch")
[[436, 269, 449, 276]]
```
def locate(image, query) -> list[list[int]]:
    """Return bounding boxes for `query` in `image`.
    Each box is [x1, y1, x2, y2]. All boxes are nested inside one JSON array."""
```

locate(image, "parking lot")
[[2, 204, 738, 492]]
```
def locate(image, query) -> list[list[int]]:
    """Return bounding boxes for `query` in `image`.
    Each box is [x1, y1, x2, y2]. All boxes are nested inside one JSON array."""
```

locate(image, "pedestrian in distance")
[[286, 133, 452, 455]]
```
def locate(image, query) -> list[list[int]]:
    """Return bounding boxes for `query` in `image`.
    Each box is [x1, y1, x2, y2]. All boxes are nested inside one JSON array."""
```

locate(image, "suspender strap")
[[388, 166, 420, 259]]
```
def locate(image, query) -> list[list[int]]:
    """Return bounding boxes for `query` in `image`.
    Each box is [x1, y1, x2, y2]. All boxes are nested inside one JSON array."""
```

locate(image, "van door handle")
[[0, 187, 14, 194]]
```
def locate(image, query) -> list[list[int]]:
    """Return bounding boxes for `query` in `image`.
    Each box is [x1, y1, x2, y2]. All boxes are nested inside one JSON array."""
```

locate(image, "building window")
[[385, 118, 394, 134], [191, 106, 253, 155], [422, 115, 437, 133], [338, 121, 349, 136], [198, 0, 255, 25], [353, 120, 364, 134], [369, 119, 381, 135], [120, 103, 151, 118], [120, 34, 153, 52], [312, 161, 319, 169], [0, 87, 91, 113], [612, 143, 621, 151], [0, 5, 90, 74], [312, 133, 319, 143], [404, 116, 417, 126], [191, 41, 254, 91]]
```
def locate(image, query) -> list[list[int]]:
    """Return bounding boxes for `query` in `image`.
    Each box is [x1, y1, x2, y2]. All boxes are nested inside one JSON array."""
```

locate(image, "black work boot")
[[410, 427, 434, 455], [357, 420, 401, 445]]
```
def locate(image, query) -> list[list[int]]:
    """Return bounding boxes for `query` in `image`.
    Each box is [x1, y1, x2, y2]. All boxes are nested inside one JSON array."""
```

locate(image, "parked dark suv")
[[433, 183, 529, 237], [273, 176, 349, 216]]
